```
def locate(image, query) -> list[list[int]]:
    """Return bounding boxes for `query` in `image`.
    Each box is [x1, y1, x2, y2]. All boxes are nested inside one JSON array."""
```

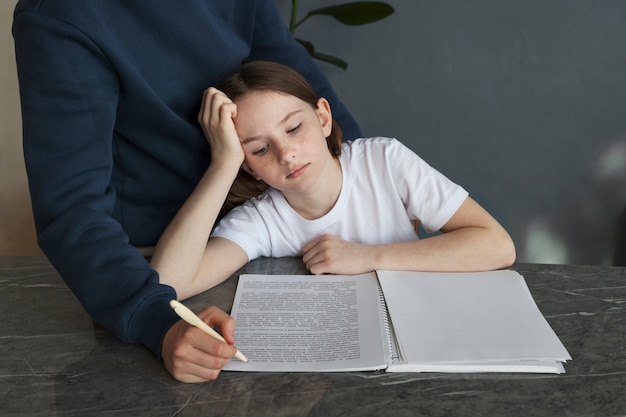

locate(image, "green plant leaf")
[[299, 1, 394, 27], [312, 52, 349, 70], [295, 38, 316, 55], [296, 38, 348, 70]]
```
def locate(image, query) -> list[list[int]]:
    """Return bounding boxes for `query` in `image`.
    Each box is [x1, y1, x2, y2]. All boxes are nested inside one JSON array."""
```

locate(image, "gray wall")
[[278, 0, 626, 265]]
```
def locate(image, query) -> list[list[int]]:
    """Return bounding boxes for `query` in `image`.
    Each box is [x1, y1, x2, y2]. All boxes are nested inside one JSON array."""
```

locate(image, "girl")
[[151, 61, 515, 301]]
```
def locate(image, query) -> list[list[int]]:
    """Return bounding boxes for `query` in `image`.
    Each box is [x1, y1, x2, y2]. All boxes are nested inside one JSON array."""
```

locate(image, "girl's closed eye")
[[253, 144, 269, 155], [287, 123, 301, 134]]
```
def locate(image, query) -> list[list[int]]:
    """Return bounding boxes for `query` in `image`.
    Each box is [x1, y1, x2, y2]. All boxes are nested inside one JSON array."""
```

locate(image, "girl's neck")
[[284, 158, 342, 220]]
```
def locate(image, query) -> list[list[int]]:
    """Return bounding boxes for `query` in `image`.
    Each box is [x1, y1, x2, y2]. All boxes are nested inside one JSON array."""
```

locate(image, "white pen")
[[169, 299, 248, 363]]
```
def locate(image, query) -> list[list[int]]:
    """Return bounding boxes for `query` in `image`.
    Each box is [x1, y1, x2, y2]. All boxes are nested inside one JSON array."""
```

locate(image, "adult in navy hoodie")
[[13, 0, 361, 382]]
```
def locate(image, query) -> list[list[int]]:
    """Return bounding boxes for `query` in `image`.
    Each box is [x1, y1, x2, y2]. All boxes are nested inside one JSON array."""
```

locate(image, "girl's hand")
[[302, 234, 375, 275], [198, 87, 245, 167]]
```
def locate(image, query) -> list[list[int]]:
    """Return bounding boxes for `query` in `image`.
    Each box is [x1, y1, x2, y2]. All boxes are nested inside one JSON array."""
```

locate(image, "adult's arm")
[[13, 0, 362, 366], [13, 10, 179, 357]]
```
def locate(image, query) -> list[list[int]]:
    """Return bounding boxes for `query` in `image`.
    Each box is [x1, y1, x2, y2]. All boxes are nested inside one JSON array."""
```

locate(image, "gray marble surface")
[[1, 256, 625, 416]]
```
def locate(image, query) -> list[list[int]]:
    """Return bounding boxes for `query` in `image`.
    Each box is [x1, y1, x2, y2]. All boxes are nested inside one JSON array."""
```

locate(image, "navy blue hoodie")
[[13, 0, 361, 358]]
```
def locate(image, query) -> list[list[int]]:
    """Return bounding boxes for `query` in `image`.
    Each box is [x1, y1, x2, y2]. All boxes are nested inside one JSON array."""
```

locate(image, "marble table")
[[1, 256, 625, 416]]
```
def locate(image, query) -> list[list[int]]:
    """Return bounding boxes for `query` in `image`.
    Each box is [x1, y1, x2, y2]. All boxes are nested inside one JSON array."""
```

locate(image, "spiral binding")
[[377, 281, 396, 360]]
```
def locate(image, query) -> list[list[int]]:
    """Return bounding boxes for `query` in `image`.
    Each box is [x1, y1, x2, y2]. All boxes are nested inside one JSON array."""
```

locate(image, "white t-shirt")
[[212, 137, 468, 261]]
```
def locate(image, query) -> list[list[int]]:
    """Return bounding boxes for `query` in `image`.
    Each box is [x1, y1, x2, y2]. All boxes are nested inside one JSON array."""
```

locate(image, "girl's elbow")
[[497, 234, 516, 268]]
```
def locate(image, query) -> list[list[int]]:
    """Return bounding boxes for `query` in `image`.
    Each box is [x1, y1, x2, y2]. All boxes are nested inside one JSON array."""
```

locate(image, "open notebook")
[[223, 270, 571, 374]]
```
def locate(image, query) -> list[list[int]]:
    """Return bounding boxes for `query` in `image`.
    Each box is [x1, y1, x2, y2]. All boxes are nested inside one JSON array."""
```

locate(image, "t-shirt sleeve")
[[212, 200, 272, 261], [384, 139, 469, 234]]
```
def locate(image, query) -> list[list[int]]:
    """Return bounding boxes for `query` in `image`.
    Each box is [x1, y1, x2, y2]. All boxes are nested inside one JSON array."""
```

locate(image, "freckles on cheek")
[[242, 156, 263, 174], [242, 156, 257, 173]]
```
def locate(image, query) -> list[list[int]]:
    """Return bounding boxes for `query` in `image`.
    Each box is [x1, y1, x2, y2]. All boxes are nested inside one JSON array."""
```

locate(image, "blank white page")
[[376, 270, 571, 370]]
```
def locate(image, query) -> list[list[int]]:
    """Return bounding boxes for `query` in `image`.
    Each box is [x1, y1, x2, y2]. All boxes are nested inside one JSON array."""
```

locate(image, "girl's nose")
[[277, 142, 296, 163]]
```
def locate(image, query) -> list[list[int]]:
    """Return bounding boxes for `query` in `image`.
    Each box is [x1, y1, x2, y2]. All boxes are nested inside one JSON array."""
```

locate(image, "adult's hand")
[[162, 305, 238, 383]]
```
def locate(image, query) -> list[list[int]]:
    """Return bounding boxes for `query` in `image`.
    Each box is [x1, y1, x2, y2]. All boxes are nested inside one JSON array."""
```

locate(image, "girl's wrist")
[[208, 156, 243, 175]]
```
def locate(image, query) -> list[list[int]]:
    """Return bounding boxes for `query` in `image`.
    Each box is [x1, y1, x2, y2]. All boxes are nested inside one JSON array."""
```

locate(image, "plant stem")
[[289, 0, 299, 34]]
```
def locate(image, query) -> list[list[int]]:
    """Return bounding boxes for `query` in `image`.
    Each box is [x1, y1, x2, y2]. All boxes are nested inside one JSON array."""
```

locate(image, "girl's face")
[[233, 90, 335, 196]]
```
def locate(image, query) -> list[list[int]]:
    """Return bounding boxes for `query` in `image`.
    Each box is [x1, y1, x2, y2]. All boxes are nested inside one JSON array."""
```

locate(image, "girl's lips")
[[287, 163, 309, 179]]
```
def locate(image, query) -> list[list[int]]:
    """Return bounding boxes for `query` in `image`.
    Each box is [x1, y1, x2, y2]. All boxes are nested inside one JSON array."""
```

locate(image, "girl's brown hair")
[[217, 60, 343, 215]]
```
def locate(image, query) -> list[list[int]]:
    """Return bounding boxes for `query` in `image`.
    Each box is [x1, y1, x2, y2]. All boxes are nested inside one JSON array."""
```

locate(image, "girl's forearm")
[[304, 197, 515, 275], [150, 160, 240, 291], [371, 225, 516, 272]]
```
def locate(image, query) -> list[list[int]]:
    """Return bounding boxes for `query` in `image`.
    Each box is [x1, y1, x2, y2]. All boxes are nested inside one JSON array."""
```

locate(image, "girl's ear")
[[241, 161, 262, 181], [316, 98, 333, 138]]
